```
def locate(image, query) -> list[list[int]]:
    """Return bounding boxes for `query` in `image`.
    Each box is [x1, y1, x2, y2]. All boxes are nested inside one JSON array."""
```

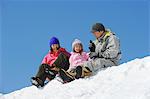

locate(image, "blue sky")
[[0, 0, 150, 94]]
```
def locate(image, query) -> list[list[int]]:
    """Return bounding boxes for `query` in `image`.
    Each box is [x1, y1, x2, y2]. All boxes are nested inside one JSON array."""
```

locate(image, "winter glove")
[[89, 40, 96, 52], [89, 52, 98, 59], [89, 52, 104, 59]]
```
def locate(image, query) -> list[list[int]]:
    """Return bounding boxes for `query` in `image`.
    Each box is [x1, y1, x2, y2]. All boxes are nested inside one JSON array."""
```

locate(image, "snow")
[[1, 56, 150, 99]]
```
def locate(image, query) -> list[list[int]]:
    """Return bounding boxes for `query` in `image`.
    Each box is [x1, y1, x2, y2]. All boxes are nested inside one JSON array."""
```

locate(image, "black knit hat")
[[91, 23, 105, 33]]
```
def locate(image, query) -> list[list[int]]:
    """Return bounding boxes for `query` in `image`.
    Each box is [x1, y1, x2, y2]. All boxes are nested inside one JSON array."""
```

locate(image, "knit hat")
[[49, 37, 60, 47], [72, 39, 82, 49], [91, 23, 105, 33]]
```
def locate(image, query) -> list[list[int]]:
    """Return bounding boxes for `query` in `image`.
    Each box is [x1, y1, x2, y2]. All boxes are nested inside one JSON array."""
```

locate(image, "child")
[[31, 37, 70, 87], [59, 39, 91, 82]]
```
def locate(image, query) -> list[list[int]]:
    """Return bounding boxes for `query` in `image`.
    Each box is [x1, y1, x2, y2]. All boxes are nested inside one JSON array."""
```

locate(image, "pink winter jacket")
[[69, 52, 89, 69], [41, 48, 70, 66]]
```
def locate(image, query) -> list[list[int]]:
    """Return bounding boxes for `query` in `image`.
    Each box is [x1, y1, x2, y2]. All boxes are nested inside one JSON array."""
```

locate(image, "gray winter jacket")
[[83, 30, 121, 73]]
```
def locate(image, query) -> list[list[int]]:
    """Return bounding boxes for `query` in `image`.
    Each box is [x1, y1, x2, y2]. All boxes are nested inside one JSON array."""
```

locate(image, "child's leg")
[[35, 64, 49, 82], [31, 64, 57, 87], [53, 53, 70, 71]]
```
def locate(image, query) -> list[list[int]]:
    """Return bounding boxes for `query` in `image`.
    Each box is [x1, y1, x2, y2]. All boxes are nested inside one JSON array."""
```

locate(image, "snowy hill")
[[1, 56, 150, 99]]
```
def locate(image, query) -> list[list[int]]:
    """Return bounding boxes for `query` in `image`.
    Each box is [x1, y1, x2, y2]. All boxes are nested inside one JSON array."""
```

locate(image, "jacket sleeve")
[[85, 52, 90, 60], [69, 54, 74, 68], [101, 35, 120, 59], [41, 55, 47, 64]]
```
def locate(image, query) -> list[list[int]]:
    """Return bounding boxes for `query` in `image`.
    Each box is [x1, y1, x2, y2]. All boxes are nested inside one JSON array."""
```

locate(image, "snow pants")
[[35, 53, 70, 83], [83, 58, 115, 74]]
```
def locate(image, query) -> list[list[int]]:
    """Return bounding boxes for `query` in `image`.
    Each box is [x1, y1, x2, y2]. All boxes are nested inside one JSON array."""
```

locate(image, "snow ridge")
[[1, 56, 150, 99]]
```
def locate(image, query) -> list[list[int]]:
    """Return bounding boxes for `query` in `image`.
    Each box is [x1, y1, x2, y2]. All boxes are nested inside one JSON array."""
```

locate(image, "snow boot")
[[31, 77, 44, 88], [59, 69, 75, 83], [75, 66, 83, 79], [83, 67, 92, 77]]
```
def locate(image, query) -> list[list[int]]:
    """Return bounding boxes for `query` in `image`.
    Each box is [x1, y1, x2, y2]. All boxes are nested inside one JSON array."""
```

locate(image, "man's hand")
[[89, 52, 104, 59], [89, 52, 97, 59], [89, 40, 96, 52]]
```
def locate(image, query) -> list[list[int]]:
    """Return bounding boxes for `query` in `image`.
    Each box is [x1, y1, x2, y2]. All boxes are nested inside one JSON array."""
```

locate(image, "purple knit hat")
[[49, 37, 60, 47]]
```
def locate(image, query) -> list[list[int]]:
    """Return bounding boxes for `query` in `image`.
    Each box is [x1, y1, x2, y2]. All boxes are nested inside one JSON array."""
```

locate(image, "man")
[[59, 23, 121, 82], [83, 23, 121, 74]]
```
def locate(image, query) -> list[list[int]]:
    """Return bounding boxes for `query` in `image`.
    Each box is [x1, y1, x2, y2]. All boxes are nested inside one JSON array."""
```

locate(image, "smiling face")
[[92, 31, 104, 39], [51, 44, 59, 52], [74, 43, 83, 53]]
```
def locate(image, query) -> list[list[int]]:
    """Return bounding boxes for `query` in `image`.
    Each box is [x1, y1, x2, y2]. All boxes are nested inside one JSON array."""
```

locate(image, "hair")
[[92, 23, 106, 33], [73, 43, 83, 54]]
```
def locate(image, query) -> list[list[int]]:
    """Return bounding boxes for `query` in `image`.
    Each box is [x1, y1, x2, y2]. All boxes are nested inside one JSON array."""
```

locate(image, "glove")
[[89, 52, 104, 59], [89, 40, 96, 52], [89, 52, 98, 59]]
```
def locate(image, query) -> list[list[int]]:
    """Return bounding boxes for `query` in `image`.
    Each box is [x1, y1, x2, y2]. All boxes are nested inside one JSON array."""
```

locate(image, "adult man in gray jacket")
[[84, 23, 121, 74]]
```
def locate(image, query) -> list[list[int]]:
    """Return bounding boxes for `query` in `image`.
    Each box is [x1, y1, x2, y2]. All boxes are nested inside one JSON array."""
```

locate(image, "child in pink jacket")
[[31, 37, 70, 87], [67, 39, 89, 78], [59, 39, 92, 83]]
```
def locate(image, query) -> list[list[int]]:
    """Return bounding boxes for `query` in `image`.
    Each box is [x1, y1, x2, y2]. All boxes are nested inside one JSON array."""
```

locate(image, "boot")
[[75, 66, 83, 79], [59, 69, 75, 83], [31, 77, 44, 88], [83, 67, 92, 77]]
